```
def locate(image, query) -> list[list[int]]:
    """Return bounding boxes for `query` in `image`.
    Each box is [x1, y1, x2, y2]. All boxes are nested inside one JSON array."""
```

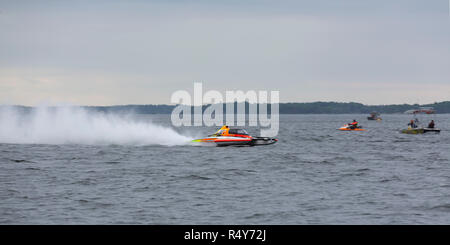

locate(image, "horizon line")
[[2, 100, 449, 108]]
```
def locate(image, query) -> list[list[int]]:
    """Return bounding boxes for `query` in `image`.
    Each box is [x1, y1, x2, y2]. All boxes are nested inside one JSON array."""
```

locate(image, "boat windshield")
[[228, 129, 249, 135]]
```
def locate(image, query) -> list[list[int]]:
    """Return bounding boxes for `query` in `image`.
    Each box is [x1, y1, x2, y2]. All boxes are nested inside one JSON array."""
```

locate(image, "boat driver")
[[349, 120, 358, 129], [428, 120, 435, 129], [408, 120, 418, 129], [216, 125, 230, 136]]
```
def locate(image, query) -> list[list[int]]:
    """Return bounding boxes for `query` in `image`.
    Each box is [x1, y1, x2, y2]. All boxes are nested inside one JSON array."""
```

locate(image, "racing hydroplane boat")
[[338, 124, 366, 131], [192, 127, 278, 147]]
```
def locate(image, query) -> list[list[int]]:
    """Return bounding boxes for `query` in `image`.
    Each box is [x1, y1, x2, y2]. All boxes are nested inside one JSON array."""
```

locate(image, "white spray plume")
[[0, 105, 191, 146]]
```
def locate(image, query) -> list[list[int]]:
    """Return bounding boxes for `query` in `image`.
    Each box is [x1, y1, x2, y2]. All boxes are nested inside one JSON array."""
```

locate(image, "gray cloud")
[[0, 0, 449, 105]]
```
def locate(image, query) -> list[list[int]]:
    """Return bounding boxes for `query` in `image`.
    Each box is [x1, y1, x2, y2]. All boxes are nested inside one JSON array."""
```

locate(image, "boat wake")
[[0, 105, 192, 146]]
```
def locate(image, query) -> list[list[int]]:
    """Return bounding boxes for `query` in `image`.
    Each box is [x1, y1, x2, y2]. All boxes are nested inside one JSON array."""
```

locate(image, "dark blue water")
[[1, 114, 449, 224]]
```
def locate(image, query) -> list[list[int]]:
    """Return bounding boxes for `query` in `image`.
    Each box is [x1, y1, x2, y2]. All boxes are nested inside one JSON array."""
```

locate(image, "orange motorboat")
[[192, 126, 278, 146], [338, 124, 366, 131]]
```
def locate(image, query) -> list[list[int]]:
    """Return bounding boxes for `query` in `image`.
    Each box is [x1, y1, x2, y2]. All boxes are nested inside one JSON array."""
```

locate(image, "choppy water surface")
[[1, 114, 450, 224]]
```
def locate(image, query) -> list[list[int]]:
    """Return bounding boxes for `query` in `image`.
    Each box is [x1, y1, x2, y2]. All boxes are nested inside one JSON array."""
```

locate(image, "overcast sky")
[[0, 0, 449, 106]]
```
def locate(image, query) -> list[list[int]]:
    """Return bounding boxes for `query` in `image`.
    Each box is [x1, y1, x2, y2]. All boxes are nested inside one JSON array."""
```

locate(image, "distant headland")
[[4, 101, 450, 114]]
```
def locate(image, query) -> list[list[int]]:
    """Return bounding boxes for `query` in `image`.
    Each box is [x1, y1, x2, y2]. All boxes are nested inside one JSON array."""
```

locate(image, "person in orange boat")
[[215, 125, 230, 136], [348, 120, 358, 129]]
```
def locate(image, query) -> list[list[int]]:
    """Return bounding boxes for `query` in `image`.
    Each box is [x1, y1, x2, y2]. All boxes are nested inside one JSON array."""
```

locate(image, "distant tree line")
[[278, 102, 450, 114], [85, 101, 450, 114], [4, 101, 450, 114]]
